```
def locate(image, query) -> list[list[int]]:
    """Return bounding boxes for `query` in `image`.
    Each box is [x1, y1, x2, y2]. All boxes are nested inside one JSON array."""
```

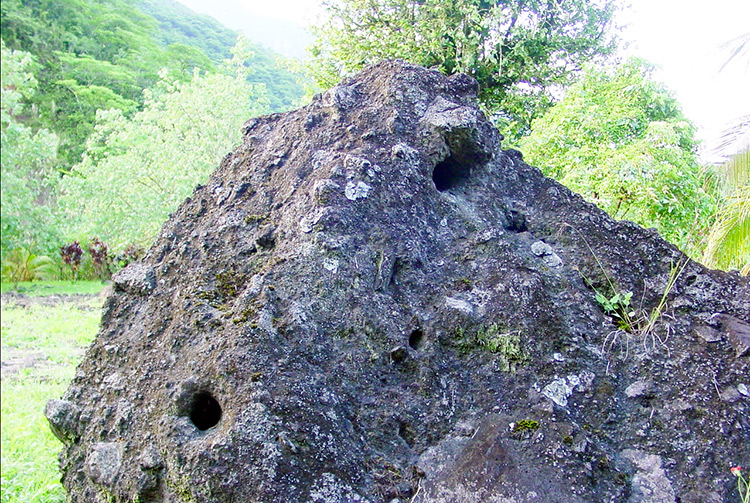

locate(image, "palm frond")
[[703, 184, 750, 273], [719, 32, 750, 72], [711, 114, 750, 167]]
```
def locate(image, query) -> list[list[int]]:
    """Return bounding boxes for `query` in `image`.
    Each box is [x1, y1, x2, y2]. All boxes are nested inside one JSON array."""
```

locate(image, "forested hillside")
[[1, 0, 304, 275], [137, 0, 304, 111], [138, 0, 237, 62], [1, 0, 303, 168]]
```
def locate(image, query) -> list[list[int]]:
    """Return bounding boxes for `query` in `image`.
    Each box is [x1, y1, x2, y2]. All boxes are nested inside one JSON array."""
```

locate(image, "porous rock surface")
[[48, 60, 749, 503]]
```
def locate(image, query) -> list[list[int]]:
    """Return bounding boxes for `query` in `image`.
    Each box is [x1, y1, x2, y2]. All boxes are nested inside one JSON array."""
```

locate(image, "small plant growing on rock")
[[197, 269, 248, 310], [477, 324, 524, 357], [597, 258, 688, 362], [511, 419, 540, 433], [510, 419, 540, 440], [595, 290, 635, 331], [117, 244, 145, 267], [732, 466, 750, 503], [572, 226, 688, 360]]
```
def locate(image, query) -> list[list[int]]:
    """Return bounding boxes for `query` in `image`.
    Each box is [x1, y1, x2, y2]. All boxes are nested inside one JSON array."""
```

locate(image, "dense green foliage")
[[0, 248, 58, 286], [703, 142, 750, 273], [1, 0, 303, 271], [0, 0, 303, 169], [58, 40, 269, 250], [310, 0, 618, 141], [1, 0, 176, 167], [1, 41, 61, 256], [519, 59, 715, 258], [138, 0, 238, 63]]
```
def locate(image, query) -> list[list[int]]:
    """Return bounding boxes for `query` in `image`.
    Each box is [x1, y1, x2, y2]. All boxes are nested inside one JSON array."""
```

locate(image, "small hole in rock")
[[505, 209, 527, 233], [409, 329, 424, 350], [433, 155, 470, 192], [398, 420, 417, 447], [389, 258, 406, 287], [189, 392, 222, 431]]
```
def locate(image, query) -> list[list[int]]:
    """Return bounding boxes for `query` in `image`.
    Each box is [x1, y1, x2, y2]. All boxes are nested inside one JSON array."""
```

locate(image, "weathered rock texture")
[[48, 60, 749, 503]]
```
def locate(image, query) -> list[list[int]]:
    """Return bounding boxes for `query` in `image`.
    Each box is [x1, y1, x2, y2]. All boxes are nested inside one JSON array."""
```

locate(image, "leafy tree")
[[519, 59, 715, 258], [1, 0, 224, 168], [49, 75, 140, 168], [1, 40, 61, 258], [2, 0, 166, 167], [310, 0, 618, 141], [702, 34, 750, 274], [1, 0, 304, 171], [58, 39, 270, 250]]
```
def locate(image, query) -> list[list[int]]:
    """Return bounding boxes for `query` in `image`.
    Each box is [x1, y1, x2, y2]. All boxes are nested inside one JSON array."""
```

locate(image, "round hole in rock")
[[189, 392, 222, 431], [409, 329, 424, 350], [432, 155, 470, 192]]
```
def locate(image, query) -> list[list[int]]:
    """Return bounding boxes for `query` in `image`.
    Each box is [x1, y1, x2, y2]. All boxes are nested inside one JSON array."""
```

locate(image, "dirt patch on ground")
[[0, 348, 58, 378], [1, 287, 110, 309], [1, 291, 106, 377]]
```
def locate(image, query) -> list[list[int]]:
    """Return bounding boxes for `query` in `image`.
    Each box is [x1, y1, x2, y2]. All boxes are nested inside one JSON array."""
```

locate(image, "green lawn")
[[1, 280, 107, 296], [1, 286, 103, 503]]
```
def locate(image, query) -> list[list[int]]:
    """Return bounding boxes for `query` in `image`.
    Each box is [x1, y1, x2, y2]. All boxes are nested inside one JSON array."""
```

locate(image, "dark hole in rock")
[[390, 346, 409, 363], [189, 392, 222, 431], [398, 420, 417, 447], [389, 258, 405, 287], [505, 209, 527, 233], [256, 229, 275, 250], [409, 329, 424, 350], [433, 155, 470, 192]]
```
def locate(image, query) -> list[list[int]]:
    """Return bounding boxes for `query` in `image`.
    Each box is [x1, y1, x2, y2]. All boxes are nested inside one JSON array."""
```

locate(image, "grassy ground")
[[1, 282, 104, 503], [1, 280, 108, 296]]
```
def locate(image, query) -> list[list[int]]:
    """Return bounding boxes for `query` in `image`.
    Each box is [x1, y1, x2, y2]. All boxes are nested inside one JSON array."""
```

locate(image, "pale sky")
[[619, 0, 750, 159], [177, 0, 750, 160]]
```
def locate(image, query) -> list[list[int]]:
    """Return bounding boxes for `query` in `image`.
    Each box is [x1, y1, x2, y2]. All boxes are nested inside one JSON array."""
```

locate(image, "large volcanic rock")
[[48, 60, 749, 503]]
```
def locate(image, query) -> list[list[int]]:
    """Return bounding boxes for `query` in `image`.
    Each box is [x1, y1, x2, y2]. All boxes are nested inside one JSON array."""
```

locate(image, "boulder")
[[48, 60, 749, 503]]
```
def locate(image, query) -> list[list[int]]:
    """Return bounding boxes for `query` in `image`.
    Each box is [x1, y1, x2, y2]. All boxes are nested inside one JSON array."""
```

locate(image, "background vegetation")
[[310, 0, 618, 142], [2, 0, 747, 280], [518, 58, 715, 258], [1, 0, 306, 275]]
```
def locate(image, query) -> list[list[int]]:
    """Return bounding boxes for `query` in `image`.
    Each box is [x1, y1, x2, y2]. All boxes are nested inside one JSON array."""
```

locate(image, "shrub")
[[88, 237, 112, 279], [60, 241, 84, 280], [1, 248, 59, 287]]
